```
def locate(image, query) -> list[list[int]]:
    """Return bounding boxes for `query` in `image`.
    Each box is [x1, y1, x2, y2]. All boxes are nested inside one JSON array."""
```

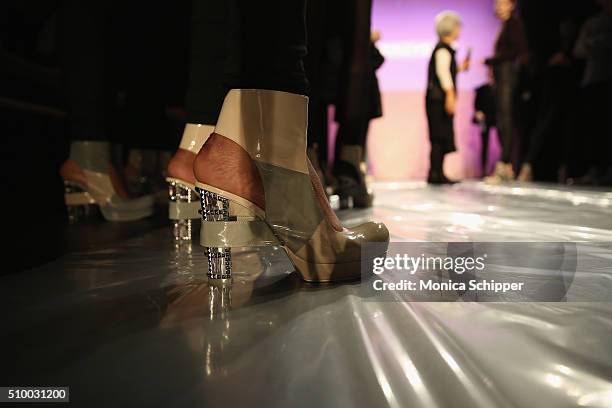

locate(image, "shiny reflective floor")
[[3, 181, 612, 407]]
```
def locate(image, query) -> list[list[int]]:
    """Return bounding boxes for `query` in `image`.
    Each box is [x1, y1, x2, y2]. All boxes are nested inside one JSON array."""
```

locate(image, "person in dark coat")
[[483, 0, 528, 183], [333, 29, 385, 207], [426, 11, 470, 184], [335, 32, 385, 154]]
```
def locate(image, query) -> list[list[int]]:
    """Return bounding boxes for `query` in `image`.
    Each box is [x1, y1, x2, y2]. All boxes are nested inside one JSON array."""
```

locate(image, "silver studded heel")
[[198, 189, 232, 282], [168, 178, 200, 240], [64, 180, 99, 223], [167, 123, 215, 241], [196, 184, 281, 283]]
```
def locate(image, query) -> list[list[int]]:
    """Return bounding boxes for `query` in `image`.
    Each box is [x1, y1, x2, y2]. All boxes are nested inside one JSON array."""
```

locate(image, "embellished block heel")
[[167, 123, 215, 241], [196, 184, 281, 284], [198, 188, 233, 283], [168, 179, 201, 241], [64, 180, 99, 223]]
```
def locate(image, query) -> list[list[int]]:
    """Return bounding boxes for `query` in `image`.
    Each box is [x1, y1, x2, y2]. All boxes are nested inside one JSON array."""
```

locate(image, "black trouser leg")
[[495, 63, 516, 164], [307, 96, 329, 164], [59, 0, 111, 141], [357, 121, 370, 155], [525, 104, 557, 165], [340, 117, 369, 150], [225, 0, 308, 95], [525, 73, 561, 166], [334, 116, 369, 161], [481, 125, 490, 175], [187, 0, 308, 125], [584, 82, 612, 172], [429, 143, 444, 179], [185, 0, 229, 125]]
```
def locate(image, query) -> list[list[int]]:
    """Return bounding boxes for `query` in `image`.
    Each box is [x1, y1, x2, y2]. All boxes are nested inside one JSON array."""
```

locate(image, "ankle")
[[167, 149, 197, 185], [194, 133, 265, 209], [60, 159, 87, 185]]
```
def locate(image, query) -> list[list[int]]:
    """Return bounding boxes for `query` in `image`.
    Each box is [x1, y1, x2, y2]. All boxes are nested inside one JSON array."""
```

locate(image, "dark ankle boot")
[[333, 145, 374, 208]]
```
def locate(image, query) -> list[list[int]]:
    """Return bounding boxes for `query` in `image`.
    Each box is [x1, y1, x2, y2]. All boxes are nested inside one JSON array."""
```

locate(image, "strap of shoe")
[[169, 201, 201, 220], [179, 124, 215, 154], [200, 219, 280, 247]]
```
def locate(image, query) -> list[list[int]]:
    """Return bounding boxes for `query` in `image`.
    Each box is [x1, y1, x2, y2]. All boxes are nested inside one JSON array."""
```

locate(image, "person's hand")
[[475, 111, 486, 123], [445, 91, 456, 115], [460, 58, 471, 72]]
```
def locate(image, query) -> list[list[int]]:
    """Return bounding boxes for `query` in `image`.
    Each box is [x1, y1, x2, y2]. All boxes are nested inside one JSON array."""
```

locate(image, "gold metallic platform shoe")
[[196, 89, 389, 283], [167, 124, 214, 240], [61, 141, 154, 222]]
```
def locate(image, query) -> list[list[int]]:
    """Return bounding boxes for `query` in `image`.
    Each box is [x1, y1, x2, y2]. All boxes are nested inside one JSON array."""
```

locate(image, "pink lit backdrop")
[[331, 0, 502, 180]]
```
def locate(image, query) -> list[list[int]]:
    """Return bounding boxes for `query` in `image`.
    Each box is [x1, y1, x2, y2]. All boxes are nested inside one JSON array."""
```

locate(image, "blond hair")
[[435, 11, 462, 37]]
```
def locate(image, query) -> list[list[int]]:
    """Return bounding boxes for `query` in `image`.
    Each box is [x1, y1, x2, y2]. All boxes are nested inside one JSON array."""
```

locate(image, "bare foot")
[[194, 133, 265, 209], [167, 149, 197, 186]]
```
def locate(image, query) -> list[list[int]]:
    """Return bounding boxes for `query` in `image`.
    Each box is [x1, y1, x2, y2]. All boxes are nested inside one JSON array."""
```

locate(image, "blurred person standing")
[[425, 11, 470, 185], [517, 7, 583, 183], [484, 0, 528, 184], [304, 0, 343, 188], [572, 0, 612, 185], [473, 67, 497, 177], [333, 30, 385, 206]]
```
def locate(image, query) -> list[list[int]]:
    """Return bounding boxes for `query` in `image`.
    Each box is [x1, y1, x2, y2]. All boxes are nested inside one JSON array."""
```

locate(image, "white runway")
[[3, 181, 612, 407]]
